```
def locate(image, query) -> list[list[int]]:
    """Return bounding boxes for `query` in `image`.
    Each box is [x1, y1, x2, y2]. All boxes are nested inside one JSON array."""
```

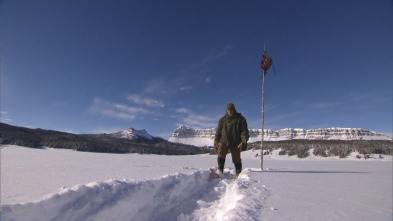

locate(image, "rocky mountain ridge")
[[169, 125, 392, 147]]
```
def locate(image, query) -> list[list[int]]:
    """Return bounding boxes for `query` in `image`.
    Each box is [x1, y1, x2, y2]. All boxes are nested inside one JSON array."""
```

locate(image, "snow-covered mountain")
[[168, 125, 216, 147], [169, 126, 392, 147], [248, 128, 392, 142], [109, 128, 154, 141]]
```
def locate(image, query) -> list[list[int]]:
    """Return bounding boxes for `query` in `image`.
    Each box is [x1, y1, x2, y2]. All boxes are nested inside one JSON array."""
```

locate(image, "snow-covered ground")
[[1, 145, 392, 221]]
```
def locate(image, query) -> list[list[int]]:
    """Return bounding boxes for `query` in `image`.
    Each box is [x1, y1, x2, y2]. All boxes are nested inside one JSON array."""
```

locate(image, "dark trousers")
[[217, 143, 241, 163]]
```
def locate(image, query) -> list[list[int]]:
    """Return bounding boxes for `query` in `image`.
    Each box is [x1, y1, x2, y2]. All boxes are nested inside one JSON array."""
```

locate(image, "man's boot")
[[235, 162, 242, 175], [217, 157, 225, 172]]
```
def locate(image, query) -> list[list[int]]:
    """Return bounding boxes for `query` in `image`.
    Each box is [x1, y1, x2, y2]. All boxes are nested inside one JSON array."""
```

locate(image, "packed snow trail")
[[179, 169, 268, 221], [1, 169, 267, 221]]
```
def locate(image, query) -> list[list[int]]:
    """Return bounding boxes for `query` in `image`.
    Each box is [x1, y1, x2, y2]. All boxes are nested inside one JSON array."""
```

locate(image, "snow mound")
[[1, 170, 267, 221]]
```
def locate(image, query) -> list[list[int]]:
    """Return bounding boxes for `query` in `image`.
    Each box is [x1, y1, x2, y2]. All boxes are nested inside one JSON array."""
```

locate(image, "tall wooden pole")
[[260, 45, 266, 170], [260, 68, 265, 170]]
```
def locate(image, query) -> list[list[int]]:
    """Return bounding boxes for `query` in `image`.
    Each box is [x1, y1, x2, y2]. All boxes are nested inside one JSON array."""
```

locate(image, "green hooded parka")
[[214, 104, 249, 147]]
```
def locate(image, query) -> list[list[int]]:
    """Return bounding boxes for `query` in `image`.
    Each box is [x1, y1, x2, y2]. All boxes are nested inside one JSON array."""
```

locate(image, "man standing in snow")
[[214, 103, 249, 175]]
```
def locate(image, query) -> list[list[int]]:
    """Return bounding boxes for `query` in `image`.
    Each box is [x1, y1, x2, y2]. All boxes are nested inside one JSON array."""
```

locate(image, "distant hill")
[[0, 123, 207, 155]]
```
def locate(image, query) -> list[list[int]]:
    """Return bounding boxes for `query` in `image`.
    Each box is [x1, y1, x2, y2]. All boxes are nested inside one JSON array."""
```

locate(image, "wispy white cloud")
[[201, 45, 232, 64], [144, 79, 168, 95], [310, 102, 340, 109], [135, 46, 231, 100], [177, 45, 231, 88], [350, 90, 392, 105], [175, 108, 189, 114], [180, 86, 192, 92], [184, 45, 232, 73], [351, 92, 375, 102], [90, 97, 151, 121], [174, 108, 217, 129], [264, 104, 281, 112], [0, 111, 12, 123], [126, 94, 165, 108]]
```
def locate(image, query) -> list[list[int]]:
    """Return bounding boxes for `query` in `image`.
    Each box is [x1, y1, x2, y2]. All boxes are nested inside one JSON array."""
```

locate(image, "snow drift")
[[1, 170, 265, 221]]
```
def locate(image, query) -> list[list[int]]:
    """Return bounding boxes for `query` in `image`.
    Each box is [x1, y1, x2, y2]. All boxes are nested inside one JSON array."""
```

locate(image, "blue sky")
[[1, 0, 392, 139]]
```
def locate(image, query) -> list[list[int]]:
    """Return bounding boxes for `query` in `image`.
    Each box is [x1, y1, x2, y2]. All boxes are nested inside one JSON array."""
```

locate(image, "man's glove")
[[238, 142, 247, 151], [214, 142, 219, 150]]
